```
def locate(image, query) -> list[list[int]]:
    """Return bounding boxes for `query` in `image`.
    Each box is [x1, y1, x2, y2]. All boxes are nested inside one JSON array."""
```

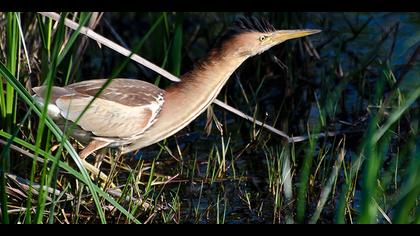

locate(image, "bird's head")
[[218, 17, 321, 58]]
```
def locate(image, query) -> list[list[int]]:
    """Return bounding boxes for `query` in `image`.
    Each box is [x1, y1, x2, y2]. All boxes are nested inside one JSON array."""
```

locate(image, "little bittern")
[[33, 17, 320, 160]]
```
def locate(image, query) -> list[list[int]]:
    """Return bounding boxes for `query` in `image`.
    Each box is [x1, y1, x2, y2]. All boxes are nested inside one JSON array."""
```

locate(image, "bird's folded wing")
[[66, 79, 165, 107], [33, 78, 165, 138], [56, 95, 155, 138]]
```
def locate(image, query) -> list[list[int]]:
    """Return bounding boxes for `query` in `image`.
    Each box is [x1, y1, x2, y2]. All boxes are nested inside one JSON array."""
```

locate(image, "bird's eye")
[[259, 35, 267, 42]]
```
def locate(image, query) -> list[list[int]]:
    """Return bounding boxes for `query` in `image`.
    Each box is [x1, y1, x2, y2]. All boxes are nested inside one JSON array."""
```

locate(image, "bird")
[[32, 17, 320, 163]]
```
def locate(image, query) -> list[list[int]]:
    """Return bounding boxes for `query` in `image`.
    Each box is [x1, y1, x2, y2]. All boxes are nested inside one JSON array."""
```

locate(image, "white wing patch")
[[146, 93, 164, 125], [33, 95, 63, 119]]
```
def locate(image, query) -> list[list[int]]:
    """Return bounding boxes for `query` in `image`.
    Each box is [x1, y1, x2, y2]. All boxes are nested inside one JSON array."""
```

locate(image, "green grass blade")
[[0, 57, 107, 224], [309, 142, 345, 223], [296, 130, 317, 223], [170, 14, 183, 76], [0, 131, 141, 224], [0, 11, 22, 224], [393, 149, 420, 223], [57, 12, 92, 66], [372, 86, 420, 143]]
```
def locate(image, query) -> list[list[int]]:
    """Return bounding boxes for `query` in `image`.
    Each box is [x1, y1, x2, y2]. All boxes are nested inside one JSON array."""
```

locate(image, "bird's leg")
[[91, 148, 107, 179], [82, 159, 117, 189], [77, 140, 117, 189], [94, 149, 107, 169], [78, 139, 110, 160]]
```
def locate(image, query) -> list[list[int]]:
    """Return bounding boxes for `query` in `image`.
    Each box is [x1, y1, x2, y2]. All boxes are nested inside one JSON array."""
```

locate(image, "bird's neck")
[[122, 48, 248, 153], [168, 48, 248, 98], [164, 48, 248, 126]]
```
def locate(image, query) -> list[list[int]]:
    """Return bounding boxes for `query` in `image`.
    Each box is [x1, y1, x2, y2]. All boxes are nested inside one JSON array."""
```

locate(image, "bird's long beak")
[[272, 29, 321, 43]]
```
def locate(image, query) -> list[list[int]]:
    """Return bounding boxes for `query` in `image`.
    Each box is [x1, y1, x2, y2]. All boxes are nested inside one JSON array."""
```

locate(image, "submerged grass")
[[0, 12, 419, 224]]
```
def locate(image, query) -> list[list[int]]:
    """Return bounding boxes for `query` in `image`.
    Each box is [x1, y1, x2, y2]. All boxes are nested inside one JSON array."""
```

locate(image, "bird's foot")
[[81, 159, 117, 189]]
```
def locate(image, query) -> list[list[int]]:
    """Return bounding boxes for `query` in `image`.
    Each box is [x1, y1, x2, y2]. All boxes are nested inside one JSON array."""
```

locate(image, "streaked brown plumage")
[[33, 17, 320, 161]]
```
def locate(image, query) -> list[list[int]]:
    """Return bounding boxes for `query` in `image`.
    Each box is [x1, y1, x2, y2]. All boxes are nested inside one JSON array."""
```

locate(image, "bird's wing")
[[34, 79, 165, 138], [66, 79, 165, 107]]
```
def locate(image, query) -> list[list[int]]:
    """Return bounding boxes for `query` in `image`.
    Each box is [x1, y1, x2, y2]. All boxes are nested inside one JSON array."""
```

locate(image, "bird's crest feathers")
[[213, 16, 276, 51], [233, 16, 276, 33]]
